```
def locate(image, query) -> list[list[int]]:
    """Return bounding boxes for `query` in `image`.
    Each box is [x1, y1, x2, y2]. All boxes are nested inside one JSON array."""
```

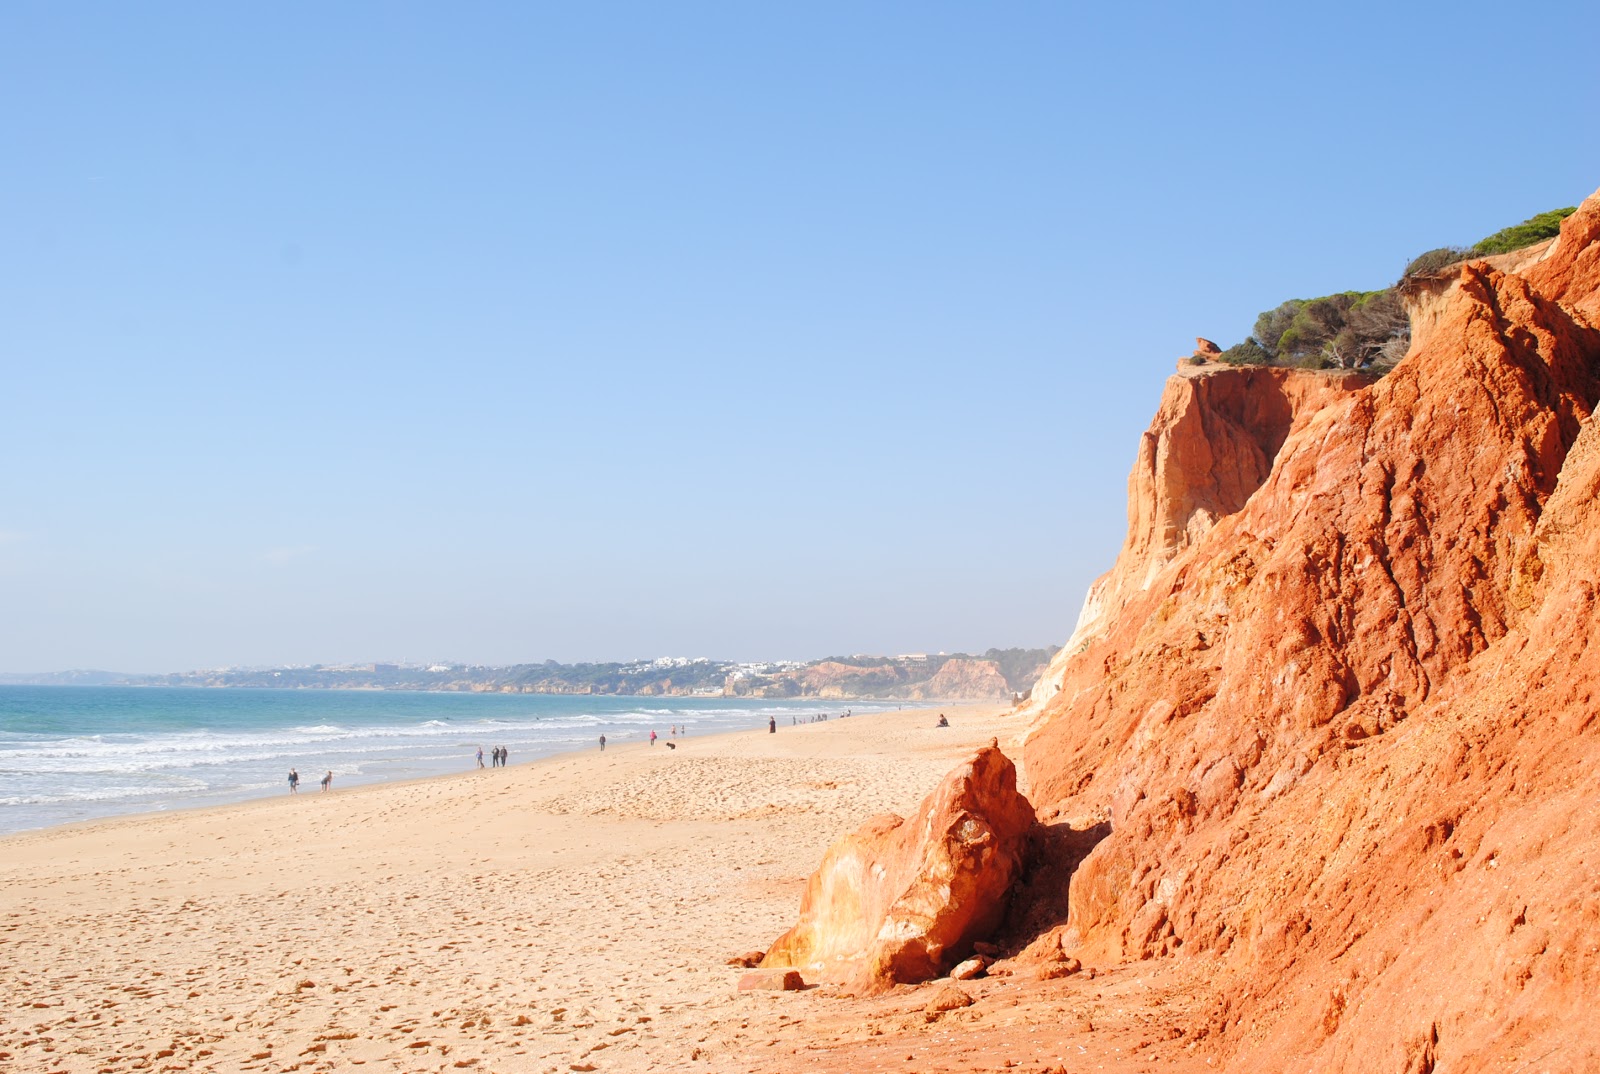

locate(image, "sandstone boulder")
[[1037, 957, 1080, 980], [949, 956, 987, 980], [1194, 337, 1222, 355], [763, 743, 1035, 994], [924, 984, 973, 1014], [736, 969, 804, 992]]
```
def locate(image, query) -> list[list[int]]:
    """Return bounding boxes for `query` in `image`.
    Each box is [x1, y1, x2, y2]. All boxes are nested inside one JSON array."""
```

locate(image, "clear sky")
[[3, 2, 1597, 673]]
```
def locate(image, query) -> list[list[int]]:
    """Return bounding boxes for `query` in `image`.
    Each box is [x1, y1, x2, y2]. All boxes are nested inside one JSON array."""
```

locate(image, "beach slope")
[[2, 706, 1036, 1073]]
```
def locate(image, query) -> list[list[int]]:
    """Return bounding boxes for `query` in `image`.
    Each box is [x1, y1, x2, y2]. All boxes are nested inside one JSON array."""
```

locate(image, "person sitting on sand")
[[320, 770, 332, 792], [936, 714, 949, 728], [288, 768, 299, 794]]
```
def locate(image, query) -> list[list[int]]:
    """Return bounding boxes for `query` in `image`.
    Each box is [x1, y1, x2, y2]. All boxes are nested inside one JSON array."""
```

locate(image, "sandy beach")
[[2, 703, 1171, 1074]]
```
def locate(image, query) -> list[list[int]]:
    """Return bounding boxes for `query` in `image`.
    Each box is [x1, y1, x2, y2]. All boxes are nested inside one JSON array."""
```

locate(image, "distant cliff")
[[723, 650, 1049, 700], [54, 648, 1054, 701]]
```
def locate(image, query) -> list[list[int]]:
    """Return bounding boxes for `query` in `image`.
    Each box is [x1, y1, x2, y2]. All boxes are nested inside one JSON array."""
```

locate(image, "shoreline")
[[0, 727, 660, 847], [0, 702, 930, 847], [0, 690, 934, 839]]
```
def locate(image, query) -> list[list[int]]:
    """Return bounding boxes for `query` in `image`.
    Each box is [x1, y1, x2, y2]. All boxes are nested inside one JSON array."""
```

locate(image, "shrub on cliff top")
[[1402, 247, 1471, 280], [1241, 292, 1396, 370], [1271, 294, 1362, 367], [1219, 287, 1406, 372], [1470, 207, 1576, 256], [1218, 339, 1271, 366], [1251, 301, 1305, 360], [1216, 201, 1576, 375], [1339, 289, 1408, 365]]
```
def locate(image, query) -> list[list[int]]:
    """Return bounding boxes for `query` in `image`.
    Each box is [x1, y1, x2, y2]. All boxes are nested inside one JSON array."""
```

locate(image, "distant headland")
[[0, 647, 1055, 700]]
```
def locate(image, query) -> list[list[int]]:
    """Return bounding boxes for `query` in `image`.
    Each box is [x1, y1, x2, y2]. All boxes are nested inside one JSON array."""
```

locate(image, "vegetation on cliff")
[[1218, 206, 1577, 373], [1469, 205, 1577, 255]]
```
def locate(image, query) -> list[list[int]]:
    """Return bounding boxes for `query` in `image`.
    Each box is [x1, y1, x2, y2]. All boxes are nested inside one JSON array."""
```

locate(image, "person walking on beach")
[[476, 746, 485, 769], [769, 716, 776, 734], [320, 770, 333, 792], [288, 768, 299, 794], [650, 730, 657, 746], [499, 746, 508, 767], [599, 734, 607, 751]]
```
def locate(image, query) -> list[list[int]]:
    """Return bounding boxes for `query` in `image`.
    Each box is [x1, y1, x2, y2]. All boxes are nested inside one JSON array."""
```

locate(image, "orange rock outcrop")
[[1028, 366, 1374, 711], [1020, 188, 1600, 1070], [764, 744, 1035, 994]]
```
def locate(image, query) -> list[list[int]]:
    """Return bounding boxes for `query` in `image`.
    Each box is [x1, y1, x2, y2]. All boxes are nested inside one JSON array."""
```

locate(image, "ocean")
[[0, 687, 880, 836]]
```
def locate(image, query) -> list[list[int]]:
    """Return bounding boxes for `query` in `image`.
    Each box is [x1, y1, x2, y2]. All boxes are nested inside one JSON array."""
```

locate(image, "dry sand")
[[4, 703, 1173, 1074]]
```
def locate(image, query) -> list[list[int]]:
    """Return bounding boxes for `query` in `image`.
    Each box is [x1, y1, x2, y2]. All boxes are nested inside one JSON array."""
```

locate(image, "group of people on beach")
[[288, 742, 515, 798], [787, 709, 849, 726], [281, 705, 891, 798], [286, 768, 333, 793], [599, 724, 690, 751]]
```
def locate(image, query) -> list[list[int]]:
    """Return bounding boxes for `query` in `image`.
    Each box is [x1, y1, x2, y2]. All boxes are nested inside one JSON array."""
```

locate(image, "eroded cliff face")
[[1023, 189, 1600, 1070], [1028, 366, 1373, 712]]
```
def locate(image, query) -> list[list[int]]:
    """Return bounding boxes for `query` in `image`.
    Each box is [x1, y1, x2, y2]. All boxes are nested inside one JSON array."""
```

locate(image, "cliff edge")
[[1027, 366, 1374, 714]]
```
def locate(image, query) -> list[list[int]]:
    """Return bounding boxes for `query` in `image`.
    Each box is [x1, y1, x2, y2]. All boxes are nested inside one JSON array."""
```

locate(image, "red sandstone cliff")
[[1021, 188, 1600, 1070], [1027, 366, 1374, 713]]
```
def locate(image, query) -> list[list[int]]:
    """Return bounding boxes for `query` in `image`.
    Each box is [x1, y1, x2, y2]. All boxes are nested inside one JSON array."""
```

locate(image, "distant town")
[[0, 648, 1058, 701]]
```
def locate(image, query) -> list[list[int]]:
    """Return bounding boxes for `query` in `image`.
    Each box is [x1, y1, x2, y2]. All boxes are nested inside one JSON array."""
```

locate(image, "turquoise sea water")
[[0, 687, 876, 836]]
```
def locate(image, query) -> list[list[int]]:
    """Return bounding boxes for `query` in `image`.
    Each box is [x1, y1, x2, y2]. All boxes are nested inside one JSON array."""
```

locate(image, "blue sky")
[[3, 2, 1597, 672]]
